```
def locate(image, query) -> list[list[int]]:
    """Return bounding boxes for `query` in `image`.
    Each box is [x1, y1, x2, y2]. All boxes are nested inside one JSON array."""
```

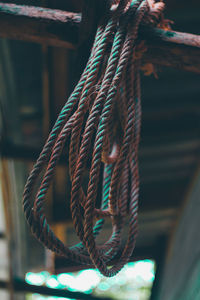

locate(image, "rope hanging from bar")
[[23, 0, 166, 277]]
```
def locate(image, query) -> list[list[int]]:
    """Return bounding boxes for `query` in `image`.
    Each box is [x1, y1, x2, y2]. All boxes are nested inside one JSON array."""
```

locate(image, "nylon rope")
[[23, 0, 166, 277]]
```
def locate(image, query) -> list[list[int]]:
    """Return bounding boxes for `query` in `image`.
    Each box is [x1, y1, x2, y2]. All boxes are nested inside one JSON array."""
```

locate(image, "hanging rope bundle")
[[23, 0, 166, 277]]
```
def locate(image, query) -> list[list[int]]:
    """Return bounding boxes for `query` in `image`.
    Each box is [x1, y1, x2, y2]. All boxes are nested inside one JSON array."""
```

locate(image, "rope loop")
[[23, 0, 166, 277]]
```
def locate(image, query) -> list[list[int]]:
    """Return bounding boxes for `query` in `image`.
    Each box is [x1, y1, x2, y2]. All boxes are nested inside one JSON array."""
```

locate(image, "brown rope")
[[23, 0, 166, 277]]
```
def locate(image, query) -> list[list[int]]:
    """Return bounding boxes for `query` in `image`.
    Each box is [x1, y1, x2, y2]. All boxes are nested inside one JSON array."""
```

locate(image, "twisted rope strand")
[[23, 0, 166, 276]]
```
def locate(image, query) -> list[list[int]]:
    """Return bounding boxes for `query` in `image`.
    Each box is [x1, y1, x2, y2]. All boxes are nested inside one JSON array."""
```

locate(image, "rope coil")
[[23, 0, 165, 277]]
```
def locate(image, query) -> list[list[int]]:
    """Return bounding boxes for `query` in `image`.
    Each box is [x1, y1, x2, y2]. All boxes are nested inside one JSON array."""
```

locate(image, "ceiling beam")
[[0, 3, 80, 49], [0, 277, 110, 300], [1, 136, 199, 162], [0, 3, 200, 73]]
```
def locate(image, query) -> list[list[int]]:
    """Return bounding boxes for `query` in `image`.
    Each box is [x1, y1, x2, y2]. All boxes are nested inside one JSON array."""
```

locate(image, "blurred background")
[[0, 0, 200, 299]]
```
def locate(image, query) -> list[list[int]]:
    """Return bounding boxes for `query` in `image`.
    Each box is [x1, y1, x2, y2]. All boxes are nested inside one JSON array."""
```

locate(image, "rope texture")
[[23, 0, 165, 277]]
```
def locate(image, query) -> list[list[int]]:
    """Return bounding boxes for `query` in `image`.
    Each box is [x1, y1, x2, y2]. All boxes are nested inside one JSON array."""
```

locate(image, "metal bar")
[[0, 3, 200, 72], [0, 277, 111, 300]]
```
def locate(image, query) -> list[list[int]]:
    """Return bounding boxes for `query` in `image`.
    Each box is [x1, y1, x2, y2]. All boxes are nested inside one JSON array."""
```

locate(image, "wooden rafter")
[[0, 3, 80, 49], [0, 3, 200, 73], [0, 277, 109, 300]]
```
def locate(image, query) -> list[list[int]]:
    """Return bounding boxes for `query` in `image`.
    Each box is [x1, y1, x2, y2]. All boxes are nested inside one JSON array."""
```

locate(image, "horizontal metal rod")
[[0, 3, 200, 72], [0, 277, 111, 300]]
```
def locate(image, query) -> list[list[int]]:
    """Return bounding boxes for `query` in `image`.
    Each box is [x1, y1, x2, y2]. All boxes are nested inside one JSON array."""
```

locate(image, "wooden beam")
[[0, 277, 111, 300], [142, 28, 200, 73], [0, 3, 80, 49], [0, 3, 199, 72], [1, 135, 199, 162]]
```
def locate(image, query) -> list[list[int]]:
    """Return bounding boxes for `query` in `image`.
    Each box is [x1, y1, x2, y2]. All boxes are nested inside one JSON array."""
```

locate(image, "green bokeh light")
[[25, 259, 155, 300]]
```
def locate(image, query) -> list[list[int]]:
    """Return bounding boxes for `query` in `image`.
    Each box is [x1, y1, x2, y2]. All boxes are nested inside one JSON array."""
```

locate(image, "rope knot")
[[145, 0, 165, 25]]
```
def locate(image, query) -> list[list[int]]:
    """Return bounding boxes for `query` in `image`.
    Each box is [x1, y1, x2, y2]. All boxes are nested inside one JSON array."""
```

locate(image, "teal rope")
[[23, 0, 166, 276]]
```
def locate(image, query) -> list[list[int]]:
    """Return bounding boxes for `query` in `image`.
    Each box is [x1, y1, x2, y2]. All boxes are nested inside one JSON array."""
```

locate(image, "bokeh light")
[[25, 273, 46, 286], [46, 276, 60, 289], [25, 259, 155, 300]]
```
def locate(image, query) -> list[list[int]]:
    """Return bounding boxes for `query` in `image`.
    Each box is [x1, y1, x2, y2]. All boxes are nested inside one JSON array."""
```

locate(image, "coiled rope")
[[23, 0, 166, 277]]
